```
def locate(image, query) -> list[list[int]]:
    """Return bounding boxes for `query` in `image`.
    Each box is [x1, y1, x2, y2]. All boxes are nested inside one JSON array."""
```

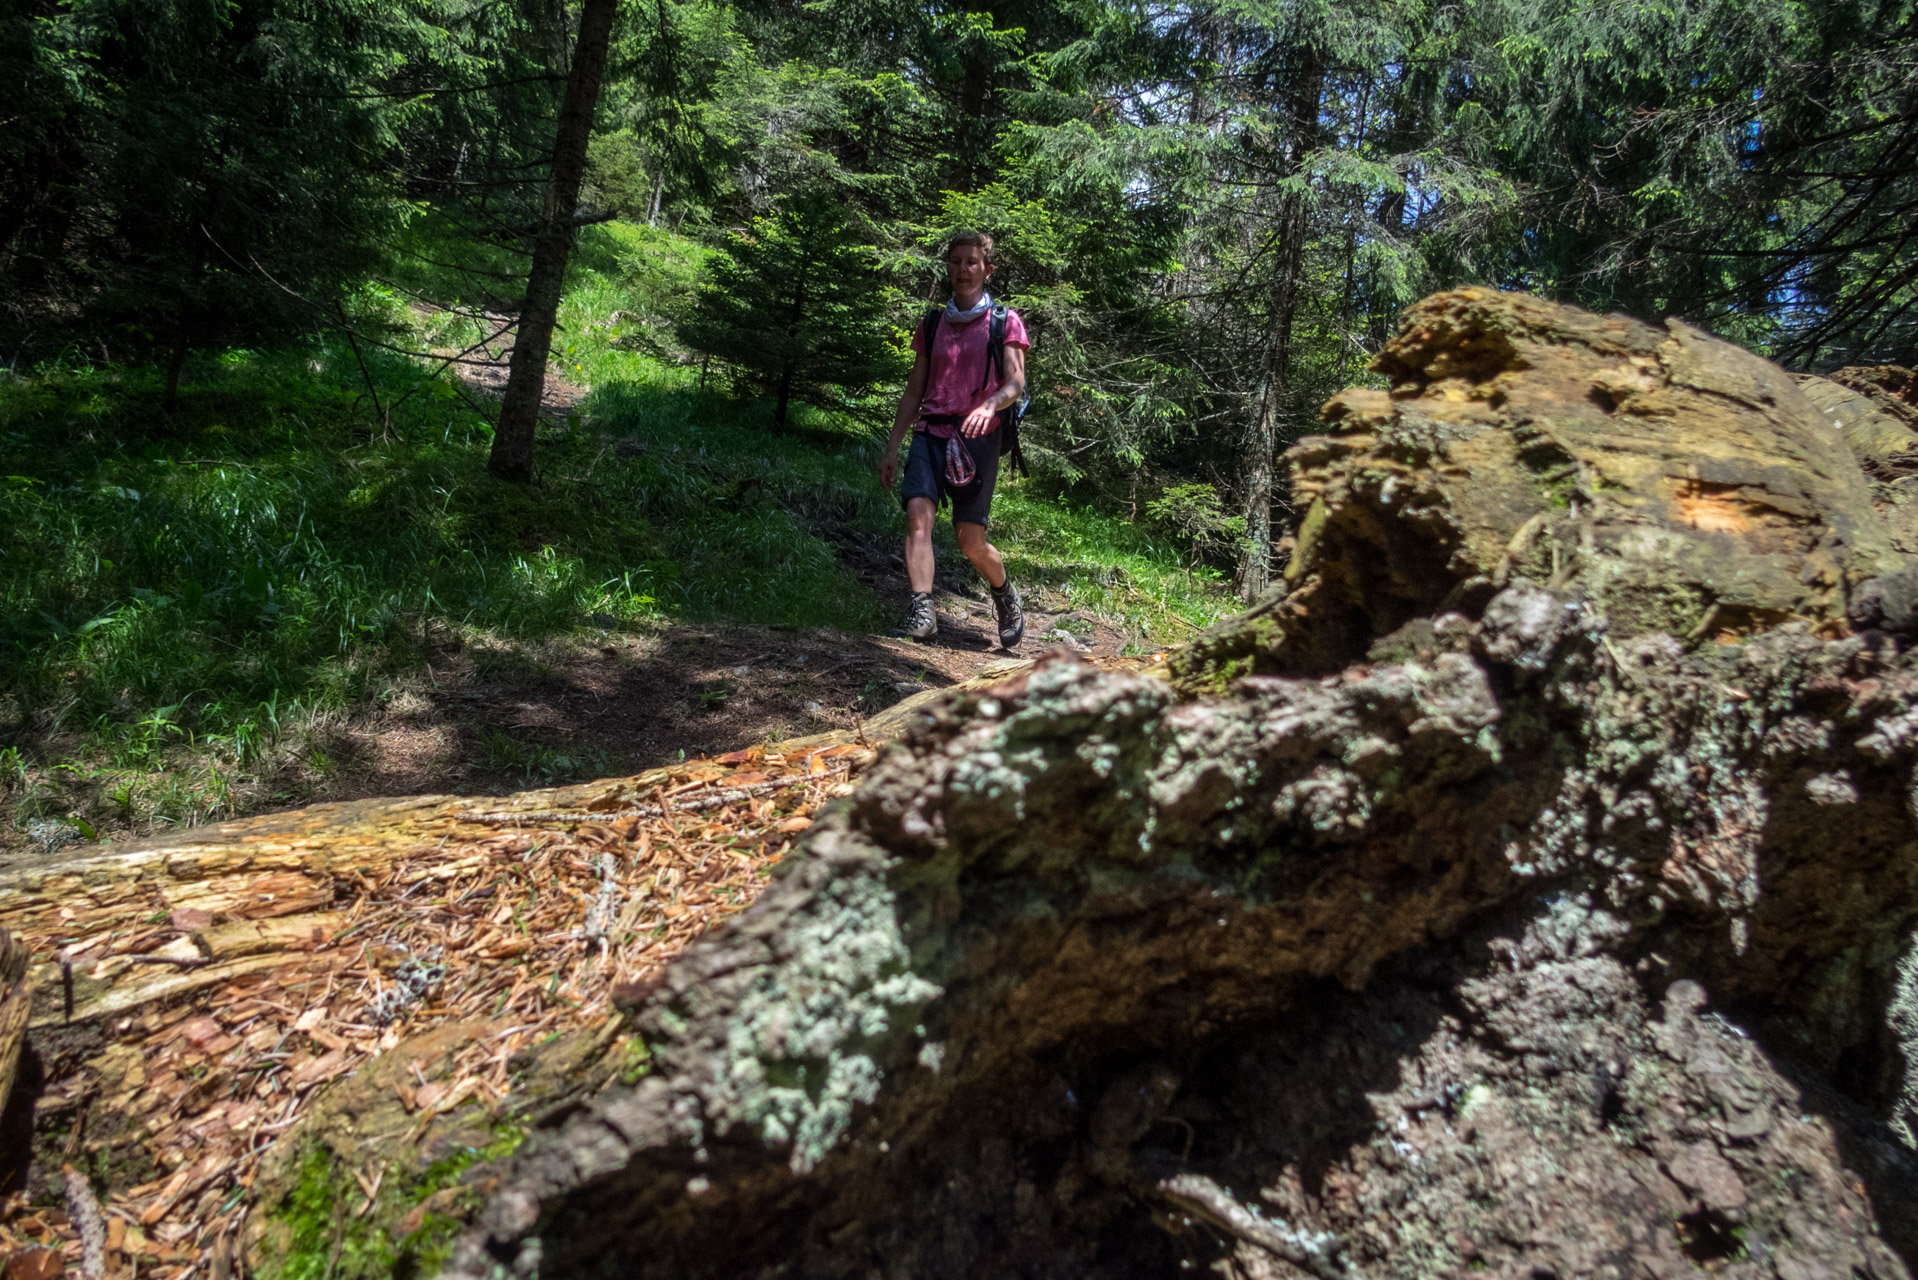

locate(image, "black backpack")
[[919, 304, 1030, 477]]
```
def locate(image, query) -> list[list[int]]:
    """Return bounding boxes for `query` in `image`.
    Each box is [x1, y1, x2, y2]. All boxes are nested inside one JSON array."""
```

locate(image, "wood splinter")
[[61, 1164, 107, 1280], [1157, 1171, 1352, 1280]]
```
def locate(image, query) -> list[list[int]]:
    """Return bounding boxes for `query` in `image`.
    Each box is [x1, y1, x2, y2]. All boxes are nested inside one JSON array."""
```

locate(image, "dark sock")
[[990, 575, 1012, 594]]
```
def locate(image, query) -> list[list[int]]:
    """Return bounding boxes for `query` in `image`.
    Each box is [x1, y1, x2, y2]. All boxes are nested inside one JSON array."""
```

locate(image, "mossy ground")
[[262, 1127, 524, 1280]]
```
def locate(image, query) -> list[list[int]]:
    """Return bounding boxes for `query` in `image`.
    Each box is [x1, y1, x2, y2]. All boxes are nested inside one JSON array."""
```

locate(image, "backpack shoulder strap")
[[920, 307, 940, 353], [982, 304, 1009, 390]]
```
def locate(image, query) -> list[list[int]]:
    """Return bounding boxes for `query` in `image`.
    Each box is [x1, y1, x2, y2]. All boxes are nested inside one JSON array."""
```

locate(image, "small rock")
[[1805, 770, 1859, 805], [27, 819, 84, 854], [1665, 1143, 1749, 1210]]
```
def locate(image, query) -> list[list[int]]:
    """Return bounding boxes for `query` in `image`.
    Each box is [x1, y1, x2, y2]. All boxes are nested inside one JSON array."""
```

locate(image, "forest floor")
[[0, 218, 1218, 857], [158, 606, 1144, 827], [0, 594, 1151, 858]]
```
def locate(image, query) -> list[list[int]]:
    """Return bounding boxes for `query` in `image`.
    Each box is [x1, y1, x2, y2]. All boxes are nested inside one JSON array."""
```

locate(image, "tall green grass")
[[1, 347, 653, 753]]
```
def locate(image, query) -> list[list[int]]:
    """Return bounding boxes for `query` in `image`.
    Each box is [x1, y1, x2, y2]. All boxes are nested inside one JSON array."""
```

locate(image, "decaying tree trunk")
[[0, 931, 32, 1197], [11, 292, 1918, 1280], [437, 618, 1918, 1279], [1180, 287, 1901, 689], [0, 684, 984, 1275]]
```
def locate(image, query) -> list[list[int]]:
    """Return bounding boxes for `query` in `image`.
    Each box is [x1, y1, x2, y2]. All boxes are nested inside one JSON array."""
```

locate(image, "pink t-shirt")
[[910, 305, 1029, 437]]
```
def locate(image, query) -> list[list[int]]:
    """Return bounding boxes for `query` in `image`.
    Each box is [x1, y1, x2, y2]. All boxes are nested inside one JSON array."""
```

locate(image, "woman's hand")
[[962, 346, 1024, 437], [960, 404, 999, 437], [879, 449, 899, 490]]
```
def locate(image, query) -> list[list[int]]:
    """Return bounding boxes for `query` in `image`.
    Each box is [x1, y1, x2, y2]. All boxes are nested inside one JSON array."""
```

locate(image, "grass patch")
[[989, 487, 1231, 639]]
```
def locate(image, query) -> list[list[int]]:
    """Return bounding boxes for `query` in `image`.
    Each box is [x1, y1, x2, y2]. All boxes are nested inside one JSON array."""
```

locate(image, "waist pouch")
[[943, 435, 976, 488], [921, 416, 981, 490]]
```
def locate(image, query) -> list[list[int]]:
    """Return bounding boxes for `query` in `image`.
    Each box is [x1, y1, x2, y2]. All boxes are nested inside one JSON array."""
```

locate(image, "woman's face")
[[947, 246, 995, 300]]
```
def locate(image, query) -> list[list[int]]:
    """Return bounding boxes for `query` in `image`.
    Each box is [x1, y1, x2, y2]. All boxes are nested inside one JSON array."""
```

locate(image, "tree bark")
[[0, 928, 32, 1196], [489, 0, 621, 483], [448, 589, 1918, 1280]]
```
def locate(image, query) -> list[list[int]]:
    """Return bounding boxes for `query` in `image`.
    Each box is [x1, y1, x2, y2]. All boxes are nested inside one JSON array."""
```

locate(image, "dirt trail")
[[302, 617, 1150, 807], [0, 614, 1160, 861]]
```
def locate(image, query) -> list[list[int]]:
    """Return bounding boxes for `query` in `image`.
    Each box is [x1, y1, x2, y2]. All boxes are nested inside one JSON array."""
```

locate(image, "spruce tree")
[[681, 194, 903, 428]]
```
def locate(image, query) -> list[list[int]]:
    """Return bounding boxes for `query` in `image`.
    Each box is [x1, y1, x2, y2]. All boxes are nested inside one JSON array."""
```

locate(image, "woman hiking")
[[879, 229, 1028, 647]]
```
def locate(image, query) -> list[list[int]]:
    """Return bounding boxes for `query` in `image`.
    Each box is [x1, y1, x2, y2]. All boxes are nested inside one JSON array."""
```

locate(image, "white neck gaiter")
[[944, 291, 992, 323]]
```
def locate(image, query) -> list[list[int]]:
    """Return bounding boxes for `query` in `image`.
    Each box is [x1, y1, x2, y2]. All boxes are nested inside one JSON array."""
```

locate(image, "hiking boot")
[[895, 591, 938, 640], [990, 577, 1025, 648]]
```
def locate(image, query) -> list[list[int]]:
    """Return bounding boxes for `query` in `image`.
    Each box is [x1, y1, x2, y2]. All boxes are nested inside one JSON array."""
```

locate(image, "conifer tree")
[[0, 0, 418, 395], [680, 194, 903, 428]]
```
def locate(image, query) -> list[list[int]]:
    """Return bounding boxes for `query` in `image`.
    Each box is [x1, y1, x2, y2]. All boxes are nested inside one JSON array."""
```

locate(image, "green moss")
[[617, 1033, 653, 1086], [256, 1127, 524, 1280], [1536, 467, 1579, 509], [1167, 605, 1288, 696], [1595, 575, 1712, 640]]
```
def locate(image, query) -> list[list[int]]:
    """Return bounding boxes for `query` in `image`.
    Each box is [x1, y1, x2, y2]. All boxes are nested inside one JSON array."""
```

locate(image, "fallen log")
[[0, 662, 1098, 1275], [430, 294, 1918, 1280], [0, 743, 874, 1274]]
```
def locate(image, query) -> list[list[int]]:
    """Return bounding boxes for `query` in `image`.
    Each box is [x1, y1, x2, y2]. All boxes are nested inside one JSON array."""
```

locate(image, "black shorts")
[[899, 426, 1002, 528]]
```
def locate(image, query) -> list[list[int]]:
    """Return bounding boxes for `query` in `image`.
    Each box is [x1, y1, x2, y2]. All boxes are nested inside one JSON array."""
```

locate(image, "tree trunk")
[[161, 339, 189, 413], [1233, 53, 1324, 602], [773, 364, 793, 429], [1231, 389, 1275, 600], [0, 929, 32, 1196], [489, 0, 620, 483], [949, 1, 995, 191]]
